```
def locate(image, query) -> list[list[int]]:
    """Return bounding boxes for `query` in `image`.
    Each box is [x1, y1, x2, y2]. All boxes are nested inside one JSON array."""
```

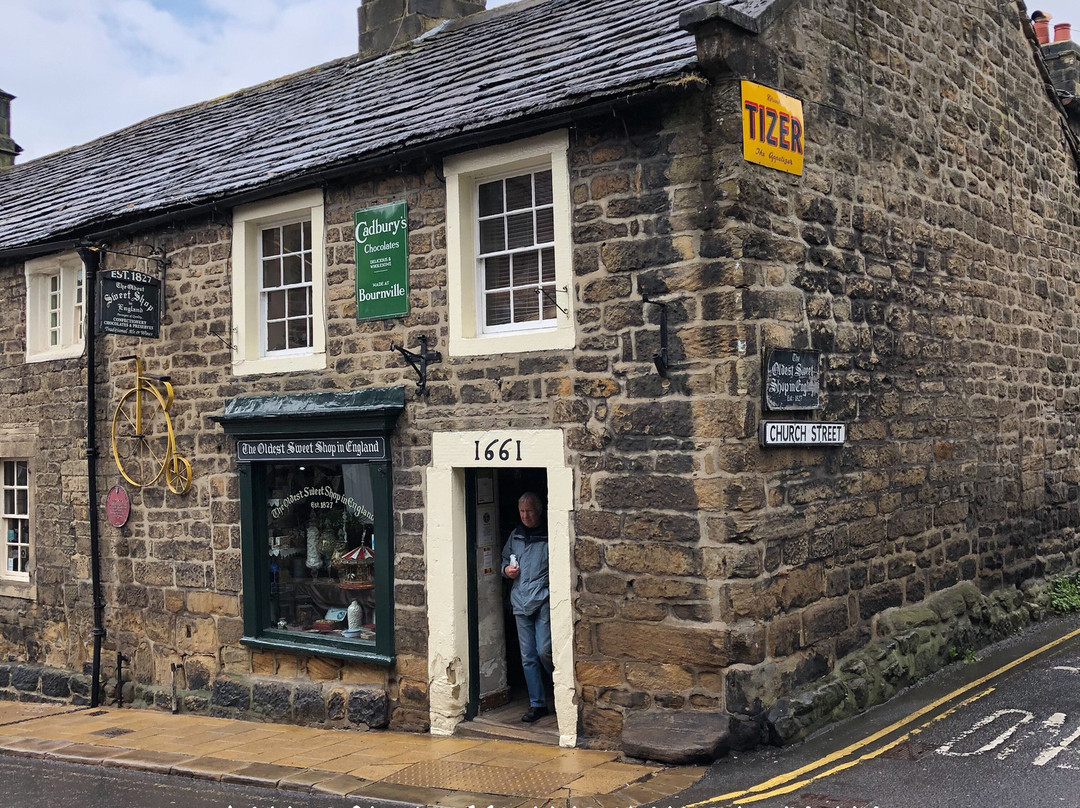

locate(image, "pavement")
[[0, 700, 706, 807]]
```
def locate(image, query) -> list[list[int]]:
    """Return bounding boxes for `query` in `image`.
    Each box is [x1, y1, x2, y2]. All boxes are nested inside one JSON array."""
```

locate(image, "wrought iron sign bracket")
[[391, 335, 442, 395], [642, 295, 670, 378]]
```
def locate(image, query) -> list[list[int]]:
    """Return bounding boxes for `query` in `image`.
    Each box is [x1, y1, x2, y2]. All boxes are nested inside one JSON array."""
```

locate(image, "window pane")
[[513, 288, 540, 322], [287, 318, 310, 349], [534, 170, 553, 205], [542, 284, 557, 320], [15, 462, 25, 487], [479, 219, 505, 254], [513, 251, 539, 287], [484, 255, 511, 291], [3, 462, 12, 487], [302, 220, 312, 249], [541, 247, 556, 283], [287, 288, 310, 318], [303, 253, 312, 283], [3, 491, 12, 515], [486, 292, 511, 326], [262, 258, 281, 289], [266, 322, 286, 352], [536, 207, 555, 243], [261, 227, 281, 257], [478, 181, 503, 216], [506, 213, 534, 249], [263, 463, 379, 645], [15, 490, 26, 515], [282, 222, 303, 253], [505, 174, 533, 211], [282, 255, 304, 286], [267, 290, 286, 320]]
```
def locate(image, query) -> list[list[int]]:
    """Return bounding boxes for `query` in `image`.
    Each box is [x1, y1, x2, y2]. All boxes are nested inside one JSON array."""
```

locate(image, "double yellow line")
[[684, 625, 1080, 808]]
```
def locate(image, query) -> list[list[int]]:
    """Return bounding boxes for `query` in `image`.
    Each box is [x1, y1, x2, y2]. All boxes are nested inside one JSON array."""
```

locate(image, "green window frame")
[[213, 388, 404, 665]]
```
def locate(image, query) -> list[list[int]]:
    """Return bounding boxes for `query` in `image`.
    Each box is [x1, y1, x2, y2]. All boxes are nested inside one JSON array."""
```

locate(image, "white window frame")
[[0, 431, 36, 600], [1, 460, 30, 581], [231, 190, 327, 376], [25, 251, 86, 362], [445, 130, 575, 357]]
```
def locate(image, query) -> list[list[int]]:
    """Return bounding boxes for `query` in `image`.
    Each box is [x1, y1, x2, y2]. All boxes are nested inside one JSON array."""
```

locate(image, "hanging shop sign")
[[236, 437, 387, 463], [765, 348, 820, 411], [741, 80, 805, 176], [759, 421, 846, 447], [354, 201, 409, 321], [97, 269, 161, 338]]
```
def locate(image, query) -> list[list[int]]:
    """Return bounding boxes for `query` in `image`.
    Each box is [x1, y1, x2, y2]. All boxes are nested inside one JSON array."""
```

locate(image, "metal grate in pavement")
[[92, 727, 135, 737]]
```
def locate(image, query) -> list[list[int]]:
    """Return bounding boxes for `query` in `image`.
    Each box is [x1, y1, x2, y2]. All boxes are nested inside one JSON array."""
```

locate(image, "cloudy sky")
[[1, 0, 514, 163], [3, 0, 1080, 163]]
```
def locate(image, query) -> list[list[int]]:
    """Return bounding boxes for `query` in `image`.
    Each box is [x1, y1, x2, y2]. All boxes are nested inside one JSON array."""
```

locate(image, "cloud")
[[2, 0, 518, 161], [2, 0, 358, 161]]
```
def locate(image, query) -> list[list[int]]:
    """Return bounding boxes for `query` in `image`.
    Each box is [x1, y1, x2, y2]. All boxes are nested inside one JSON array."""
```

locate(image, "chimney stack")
[[1034, 10, 1052, 44], [358, 0, 486, 58], [0, 90, 22, 169], [1056, 22, 1072, 42]]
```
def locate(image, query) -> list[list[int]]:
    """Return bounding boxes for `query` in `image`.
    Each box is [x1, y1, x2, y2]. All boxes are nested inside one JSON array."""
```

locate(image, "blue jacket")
[[501, 523, 549, 616]]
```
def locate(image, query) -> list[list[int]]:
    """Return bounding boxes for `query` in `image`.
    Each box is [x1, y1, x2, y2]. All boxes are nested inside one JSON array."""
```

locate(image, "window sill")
[[241, 634, 394, 666], [0, 579, 35, 601], [450, 326, 574, 358], [232, 351, 326, 377], [26, 344, 84, 364]]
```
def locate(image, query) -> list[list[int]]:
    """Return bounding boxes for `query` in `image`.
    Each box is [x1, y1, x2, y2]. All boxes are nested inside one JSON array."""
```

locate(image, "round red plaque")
[[106, 485, 131, 528]]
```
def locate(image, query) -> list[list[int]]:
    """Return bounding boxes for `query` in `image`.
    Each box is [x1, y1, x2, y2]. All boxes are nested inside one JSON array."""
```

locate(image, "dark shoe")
[[521, 706, 548, 723]]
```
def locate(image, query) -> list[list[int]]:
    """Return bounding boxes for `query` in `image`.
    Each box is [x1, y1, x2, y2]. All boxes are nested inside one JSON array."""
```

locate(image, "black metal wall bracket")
[[643, 296, 670, 378], [391, 335, 442, 394]]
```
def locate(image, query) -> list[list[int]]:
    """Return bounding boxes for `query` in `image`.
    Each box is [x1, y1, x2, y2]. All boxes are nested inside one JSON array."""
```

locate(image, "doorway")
[[464, 468, 553, 739], [425, 429, 576, 747]]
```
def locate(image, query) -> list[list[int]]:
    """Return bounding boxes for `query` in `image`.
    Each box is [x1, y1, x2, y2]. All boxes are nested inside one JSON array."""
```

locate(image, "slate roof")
[[0, 0, 762, 255]]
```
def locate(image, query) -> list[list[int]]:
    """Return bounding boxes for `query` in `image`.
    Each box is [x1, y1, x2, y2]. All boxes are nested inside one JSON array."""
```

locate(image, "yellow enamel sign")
[[741, 80, 804, 175]]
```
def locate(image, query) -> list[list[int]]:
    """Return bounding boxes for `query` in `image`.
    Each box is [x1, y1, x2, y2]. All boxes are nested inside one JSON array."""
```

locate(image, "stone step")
[[455, 714, 560, 745]]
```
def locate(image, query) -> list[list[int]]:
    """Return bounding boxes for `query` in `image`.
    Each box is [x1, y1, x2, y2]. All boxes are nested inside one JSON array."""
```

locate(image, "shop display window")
[[214, 388, 403, 665], [264, 462, 379, 644]]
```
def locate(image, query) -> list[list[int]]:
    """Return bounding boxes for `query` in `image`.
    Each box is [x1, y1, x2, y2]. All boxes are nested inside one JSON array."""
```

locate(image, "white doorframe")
[[425, 429, 577, 747]]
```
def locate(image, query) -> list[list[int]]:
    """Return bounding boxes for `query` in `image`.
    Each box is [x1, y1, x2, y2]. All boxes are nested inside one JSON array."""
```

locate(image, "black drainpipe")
[[77, 246, 105, 707]]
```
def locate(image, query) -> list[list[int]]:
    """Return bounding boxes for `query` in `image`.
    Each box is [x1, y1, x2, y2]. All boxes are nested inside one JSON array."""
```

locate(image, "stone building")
[[1, 0, 1080, 759]]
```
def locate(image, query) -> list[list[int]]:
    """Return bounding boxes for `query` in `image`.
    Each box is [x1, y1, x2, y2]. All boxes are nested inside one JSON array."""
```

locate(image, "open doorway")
[[425, 429, 576, 747], [463, 467, 557, 741]]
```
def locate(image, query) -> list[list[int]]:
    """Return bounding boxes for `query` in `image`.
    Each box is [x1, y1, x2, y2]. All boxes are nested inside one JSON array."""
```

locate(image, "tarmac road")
[[674, 615, 1080, 808], [0, 755, 395, 808]]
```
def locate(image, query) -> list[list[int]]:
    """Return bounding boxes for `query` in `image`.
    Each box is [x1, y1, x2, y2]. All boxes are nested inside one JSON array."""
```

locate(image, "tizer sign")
[[741, 80, 805, 176]]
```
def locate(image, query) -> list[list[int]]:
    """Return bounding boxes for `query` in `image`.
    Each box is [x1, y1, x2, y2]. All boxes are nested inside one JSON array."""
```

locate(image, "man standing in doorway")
[[502, 492, 552, 723]]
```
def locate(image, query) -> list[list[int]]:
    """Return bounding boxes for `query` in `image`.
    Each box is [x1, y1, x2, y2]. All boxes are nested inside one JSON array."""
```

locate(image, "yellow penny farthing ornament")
[[110, 355, 192, 494]]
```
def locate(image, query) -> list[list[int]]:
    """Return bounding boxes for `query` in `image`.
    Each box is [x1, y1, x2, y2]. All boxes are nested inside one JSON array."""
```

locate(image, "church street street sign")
[[759, 421, 846, 447]]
